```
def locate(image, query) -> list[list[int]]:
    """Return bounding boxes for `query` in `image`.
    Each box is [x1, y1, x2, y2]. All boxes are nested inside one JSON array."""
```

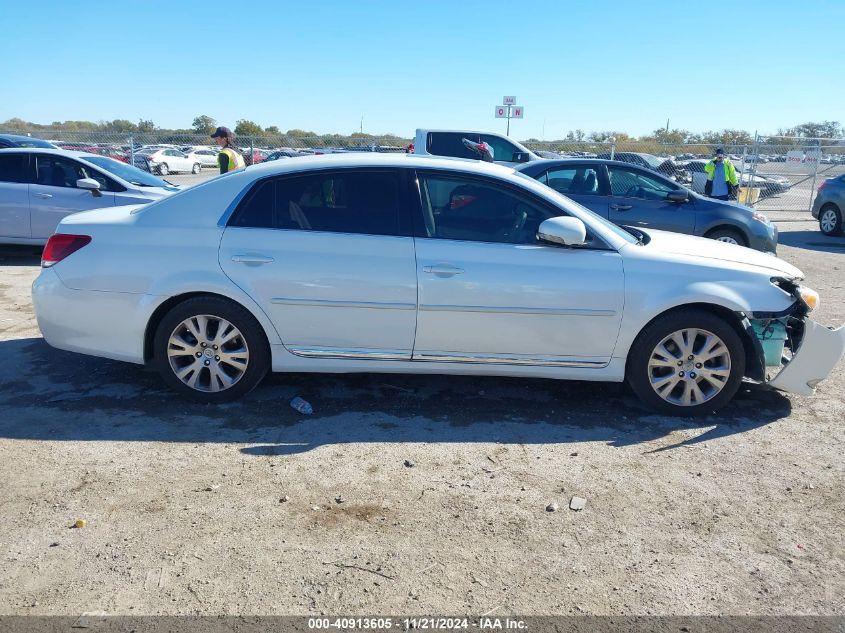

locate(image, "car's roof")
[[516, 157, 668, 172], [245, 152, 520, 177], [0, 147, 107, 161], [0, 133, 47, 141]]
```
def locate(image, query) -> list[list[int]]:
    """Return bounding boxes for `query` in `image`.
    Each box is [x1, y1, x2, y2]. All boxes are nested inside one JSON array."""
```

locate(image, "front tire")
[[153, 296, 270, 402], [705, 227, 747, 246], [627, 310, 746, 415], [819, 204, 843, 236]]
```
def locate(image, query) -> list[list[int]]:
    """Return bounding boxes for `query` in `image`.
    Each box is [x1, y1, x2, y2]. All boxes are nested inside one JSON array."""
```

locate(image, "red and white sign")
[[495, 106, 508, 118], [511, 106, 524, 119], [785, 150, 822, 173], [503, 96, 516, 105]]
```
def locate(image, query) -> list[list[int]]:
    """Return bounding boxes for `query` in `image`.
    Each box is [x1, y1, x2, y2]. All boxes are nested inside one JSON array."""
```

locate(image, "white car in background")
[[132, 148, 201, 175], [31, 154, 844, 415], [0, 148, 178, 245], [182, 148, 219, 168]]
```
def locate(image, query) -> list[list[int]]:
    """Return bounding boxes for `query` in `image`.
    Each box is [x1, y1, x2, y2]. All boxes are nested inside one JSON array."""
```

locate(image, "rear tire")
[[153, 296, 270, 402], [192, 163, 201, 174], [626, 309, 746, 416], [705, 227, 747, 246], [158, 162, 169, 176], [819, 204, 843, 236]]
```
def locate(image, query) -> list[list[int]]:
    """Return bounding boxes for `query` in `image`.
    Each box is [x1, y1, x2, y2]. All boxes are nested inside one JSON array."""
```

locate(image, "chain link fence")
[[5, 128, 844, 210]]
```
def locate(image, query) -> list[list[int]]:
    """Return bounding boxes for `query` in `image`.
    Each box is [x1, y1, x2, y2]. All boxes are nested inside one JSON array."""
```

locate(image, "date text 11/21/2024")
[[307, 617, 528, 630]]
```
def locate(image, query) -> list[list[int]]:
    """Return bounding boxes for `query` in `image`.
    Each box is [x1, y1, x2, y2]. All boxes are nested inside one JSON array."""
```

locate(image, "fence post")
[[129, 135, 134, 168], [807, 139, 822, 214], [249, 136, 254, 164], [609, 138, 616, 161], [746, 132, 759, 206], [738, 144, 747, 195]]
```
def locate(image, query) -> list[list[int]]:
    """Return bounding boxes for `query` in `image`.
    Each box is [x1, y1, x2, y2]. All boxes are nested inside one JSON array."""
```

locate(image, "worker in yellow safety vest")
[[704, 148, 738, 200], [210, 126, 246, 174]]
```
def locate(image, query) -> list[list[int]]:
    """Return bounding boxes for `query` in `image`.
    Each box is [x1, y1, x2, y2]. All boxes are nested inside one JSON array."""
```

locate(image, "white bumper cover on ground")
[[768, 319, 845, 396]]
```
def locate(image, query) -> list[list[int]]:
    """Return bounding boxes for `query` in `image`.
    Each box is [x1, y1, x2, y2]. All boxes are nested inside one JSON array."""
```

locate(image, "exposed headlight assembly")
[[771, 277, 819, 312], [797, 286, 819, 311]]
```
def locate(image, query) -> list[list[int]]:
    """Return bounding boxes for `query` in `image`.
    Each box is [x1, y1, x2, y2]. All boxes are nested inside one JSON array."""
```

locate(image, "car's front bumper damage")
[[767, 319, 845, 396], [742, 277, 845, 396]]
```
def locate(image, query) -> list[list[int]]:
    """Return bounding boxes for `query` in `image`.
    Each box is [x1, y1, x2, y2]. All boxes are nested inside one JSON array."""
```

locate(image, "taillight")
[[818, 181, 828, 192], [42, 234, 91, 268]]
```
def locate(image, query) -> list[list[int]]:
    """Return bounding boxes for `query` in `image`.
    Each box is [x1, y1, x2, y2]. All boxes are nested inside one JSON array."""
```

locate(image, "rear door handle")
[[34, 193, 53, 199], [423, 264, 464, 277], [609, 203, 632, 211], [231, 254, 275, 265]]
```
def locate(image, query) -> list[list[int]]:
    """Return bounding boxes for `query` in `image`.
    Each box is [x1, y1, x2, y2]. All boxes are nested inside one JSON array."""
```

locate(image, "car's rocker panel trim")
[[271, 297, 416, 311], [412, 351, 608, 367], [288, 347, 409, 360], [418, 304, 618, 317]]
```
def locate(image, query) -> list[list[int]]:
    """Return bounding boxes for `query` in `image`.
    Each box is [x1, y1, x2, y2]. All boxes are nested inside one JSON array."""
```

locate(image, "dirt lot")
[[0, 222, 843, 617]]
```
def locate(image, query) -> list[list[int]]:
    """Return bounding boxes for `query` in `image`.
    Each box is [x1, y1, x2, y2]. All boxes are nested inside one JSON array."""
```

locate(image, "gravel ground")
[[0, 222, 843, 617]]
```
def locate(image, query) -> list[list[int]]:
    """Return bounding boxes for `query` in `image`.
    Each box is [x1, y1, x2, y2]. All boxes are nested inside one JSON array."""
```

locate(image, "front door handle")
[[231, 254, 275, 265], [609, 203, 632, 211], [423, 264, 464, 277], [34, 193, 53, 199]]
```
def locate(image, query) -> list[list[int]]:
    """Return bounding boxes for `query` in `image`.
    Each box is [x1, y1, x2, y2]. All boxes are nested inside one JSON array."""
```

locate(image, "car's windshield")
[[83, 155, 176, 188], [639, 154, 663, 168]]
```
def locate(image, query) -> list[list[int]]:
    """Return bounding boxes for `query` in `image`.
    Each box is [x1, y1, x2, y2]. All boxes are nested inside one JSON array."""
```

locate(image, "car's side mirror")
[[537, 216, 587, 247], [667, 190, 688, 203], [77, 178, 102, 197], [513, 152, 531, 163]]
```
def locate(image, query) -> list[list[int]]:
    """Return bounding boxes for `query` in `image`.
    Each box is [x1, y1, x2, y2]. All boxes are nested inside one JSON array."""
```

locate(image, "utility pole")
[[360, 115, 363, 135]]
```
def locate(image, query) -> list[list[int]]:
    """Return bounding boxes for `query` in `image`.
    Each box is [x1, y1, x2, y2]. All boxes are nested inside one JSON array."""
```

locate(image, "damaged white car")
[[31, 154, 845, 415]]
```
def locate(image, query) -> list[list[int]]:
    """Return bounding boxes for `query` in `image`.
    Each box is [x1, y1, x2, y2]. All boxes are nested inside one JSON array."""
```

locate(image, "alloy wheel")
[[647, 328, 731, 407], [715, 236, 739, 245], [820, 208, 838, 234], [167, 314, 250, 392]]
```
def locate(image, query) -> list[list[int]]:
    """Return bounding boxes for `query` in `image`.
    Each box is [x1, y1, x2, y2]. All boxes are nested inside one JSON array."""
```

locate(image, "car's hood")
[[640, 228, 803, 278]]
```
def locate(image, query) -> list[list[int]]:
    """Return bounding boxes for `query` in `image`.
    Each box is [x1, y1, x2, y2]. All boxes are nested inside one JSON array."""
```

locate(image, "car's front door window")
[[608, 166, 675, 200], [418, 173, 557, 245], [480, 135, 522, 162]]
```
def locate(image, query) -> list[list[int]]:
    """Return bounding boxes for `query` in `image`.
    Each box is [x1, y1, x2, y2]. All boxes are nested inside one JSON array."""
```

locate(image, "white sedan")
[[132, 148, 201, 175], [183, 148, 219, 168], [31, 154, 845, 415]]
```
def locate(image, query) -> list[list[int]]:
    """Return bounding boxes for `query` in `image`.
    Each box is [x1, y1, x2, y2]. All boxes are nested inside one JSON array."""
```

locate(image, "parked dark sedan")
[[811, 175, 845, 236], [517, 158, 778, 253], [595, 151, 690, 184], [0, 133, 57, 149]]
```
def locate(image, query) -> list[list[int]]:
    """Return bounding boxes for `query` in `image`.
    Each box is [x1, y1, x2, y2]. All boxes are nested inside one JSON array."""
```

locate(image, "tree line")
[[2, 115, 842, 146]]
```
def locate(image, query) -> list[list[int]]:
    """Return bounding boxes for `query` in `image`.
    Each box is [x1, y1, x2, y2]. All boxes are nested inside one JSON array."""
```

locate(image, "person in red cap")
[[210, 126, 245, 174]]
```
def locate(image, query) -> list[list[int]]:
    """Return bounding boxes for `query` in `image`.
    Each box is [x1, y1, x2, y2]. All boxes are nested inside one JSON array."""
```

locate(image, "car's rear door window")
[[543, 166, 601, 196], [0, 154, 29, 183], [229, 169, 410, 237], [427, 132, 479, 160]]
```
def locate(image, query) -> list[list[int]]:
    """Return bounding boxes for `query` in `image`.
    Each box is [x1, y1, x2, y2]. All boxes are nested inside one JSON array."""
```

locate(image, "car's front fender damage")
[[739, 277, 845, 396]]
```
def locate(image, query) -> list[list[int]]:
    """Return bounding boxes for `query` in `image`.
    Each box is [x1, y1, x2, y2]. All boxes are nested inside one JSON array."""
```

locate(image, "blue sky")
[[1, 1, 841, 139]]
